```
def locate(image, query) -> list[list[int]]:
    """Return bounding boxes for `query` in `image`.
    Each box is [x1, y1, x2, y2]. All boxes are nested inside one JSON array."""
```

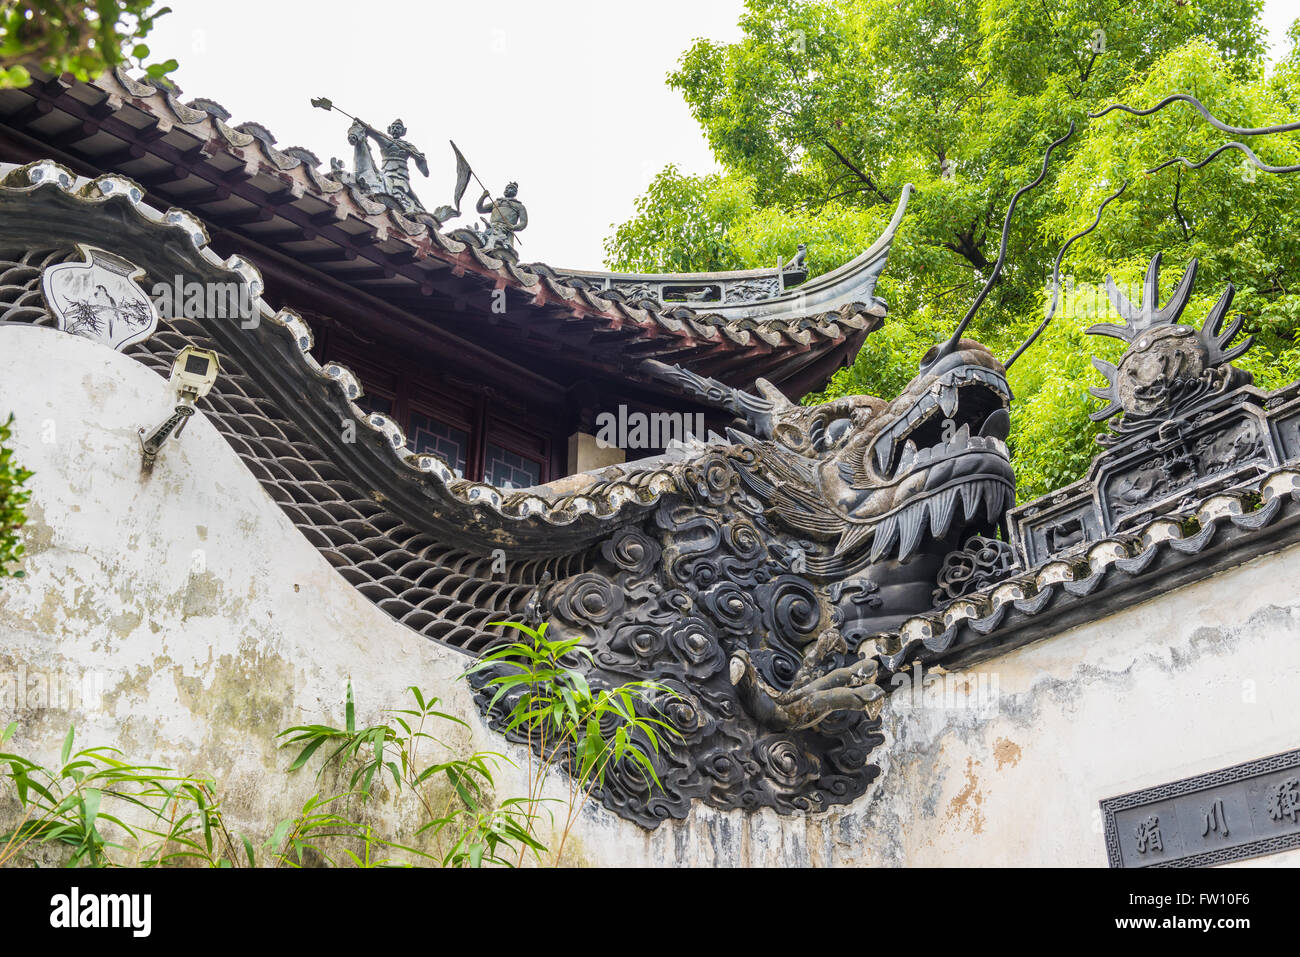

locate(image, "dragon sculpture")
[[6, 86, 1297, 832], [472, 341, 1014, 825]]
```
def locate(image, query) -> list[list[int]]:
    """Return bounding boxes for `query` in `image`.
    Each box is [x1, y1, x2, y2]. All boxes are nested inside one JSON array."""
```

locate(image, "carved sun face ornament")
[[1088, 253, 1253, 443], [1117, 325, 1207, 417]]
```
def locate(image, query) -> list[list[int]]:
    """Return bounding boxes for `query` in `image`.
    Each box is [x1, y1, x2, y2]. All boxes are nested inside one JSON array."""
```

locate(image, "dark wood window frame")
[[311, 324, 555, 485]]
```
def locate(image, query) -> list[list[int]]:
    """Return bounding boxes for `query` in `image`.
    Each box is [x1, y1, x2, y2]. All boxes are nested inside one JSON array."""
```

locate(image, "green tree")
[[0, 0, 175, 89], [608, 0, 1300, 500], [605, 165, 753, 273]]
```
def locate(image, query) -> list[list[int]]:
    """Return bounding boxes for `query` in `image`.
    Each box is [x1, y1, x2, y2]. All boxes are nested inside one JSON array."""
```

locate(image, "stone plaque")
[[1101, 749, 1300, 867]]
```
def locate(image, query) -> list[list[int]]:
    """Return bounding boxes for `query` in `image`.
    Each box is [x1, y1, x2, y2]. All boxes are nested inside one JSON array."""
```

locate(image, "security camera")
[[169, 346, 220, 402], [139, 346, 222, 470]]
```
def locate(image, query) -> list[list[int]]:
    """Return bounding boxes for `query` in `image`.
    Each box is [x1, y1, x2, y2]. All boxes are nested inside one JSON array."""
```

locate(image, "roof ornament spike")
[[1092, 253, 1202, 343]]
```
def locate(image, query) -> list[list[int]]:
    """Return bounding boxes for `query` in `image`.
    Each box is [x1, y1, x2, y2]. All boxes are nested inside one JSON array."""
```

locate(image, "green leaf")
[[1, 65, 31, 89], [268, 817, 293, 852], [81, 788, 102, 832], [286, 735, 327, 772]]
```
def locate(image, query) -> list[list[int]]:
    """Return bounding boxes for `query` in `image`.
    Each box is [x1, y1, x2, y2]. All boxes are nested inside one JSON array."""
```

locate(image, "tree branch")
[[820, 139, 893, 205]]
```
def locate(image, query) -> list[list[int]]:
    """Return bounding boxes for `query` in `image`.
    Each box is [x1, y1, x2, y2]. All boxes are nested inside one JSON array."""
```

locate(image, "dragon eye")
[[826, 418, 852, 445]]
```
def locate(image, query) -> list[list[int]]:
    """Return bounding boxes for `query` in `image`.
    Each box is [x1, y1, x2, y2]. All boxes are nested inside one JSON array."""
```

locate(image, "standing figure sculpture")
[[475, 182, 528, 257], [327, 113, 429, 216], [372, 118, 429, 215]]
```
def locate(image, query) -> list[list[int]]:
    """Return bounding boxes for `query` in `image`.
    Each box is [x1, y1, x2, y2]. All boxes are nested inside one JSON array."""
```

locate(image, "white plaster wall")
[[2, 323, 1298, 867], [0, 325, 591, 863]]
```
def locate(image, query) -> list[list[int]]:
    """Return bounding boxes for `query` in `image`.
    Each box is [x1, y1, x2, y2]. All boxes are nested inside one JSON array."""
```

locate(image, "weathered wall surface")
[[2, 323, 1298, 867], [0, 325, 582, 862]]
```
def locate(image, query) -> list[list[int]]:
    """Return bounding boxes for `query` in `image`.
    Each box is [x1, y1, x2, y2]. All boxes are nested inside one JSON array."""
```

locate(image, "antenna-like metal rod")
[[936, 122, 1076, 361], [1090, 93, 1300, 136], [1003, 179, 1129, 370], [1146, 140, 1300, 176]]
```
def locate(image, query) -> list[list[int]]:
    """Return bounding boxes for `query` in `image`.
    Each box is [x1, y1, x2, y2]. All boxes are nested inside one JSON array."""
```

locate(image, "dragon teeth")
[[897, 502, 927, 560], [939, 382, 959, 418], [961, 481, 982, 518], [985, 483, 1005, 521], [897, 440, 917, 473], [874, 437, 892, 474], [870, 515, 899, 563], [929, 487, 958, 537]]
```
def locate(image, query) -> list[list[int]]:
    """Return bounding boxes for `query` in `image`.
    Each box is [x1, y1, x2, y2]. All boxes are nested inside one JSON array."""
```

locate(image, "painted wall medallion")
[[41, 244, 158, 351]]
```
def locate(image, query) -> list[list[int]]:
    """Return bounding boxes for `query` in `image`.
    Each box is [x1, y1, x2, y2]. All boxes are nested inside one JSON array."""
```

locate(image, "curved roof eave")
[[551, 184, 912, 324]]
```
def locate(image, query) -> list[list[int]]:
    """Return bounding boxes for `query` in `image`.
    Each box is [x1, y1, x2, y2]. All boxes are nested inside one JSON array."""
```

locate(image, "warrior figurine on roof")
[[325, 109, 430, 215], [370, 118, 429, 215], [475, 181, 528, 257]]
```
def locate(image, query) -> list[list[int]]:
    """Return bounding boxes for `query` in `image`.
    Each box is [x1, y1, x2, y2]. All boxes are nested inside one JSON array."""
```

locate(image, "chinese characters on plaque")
[[1101, 753, 1300, 867]]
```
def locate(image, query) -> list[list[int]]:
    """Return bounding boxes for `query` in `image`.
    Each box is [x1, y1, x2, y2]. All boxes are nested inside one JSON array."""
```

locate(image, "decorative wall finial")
[[1088, 253, 1253, 444]]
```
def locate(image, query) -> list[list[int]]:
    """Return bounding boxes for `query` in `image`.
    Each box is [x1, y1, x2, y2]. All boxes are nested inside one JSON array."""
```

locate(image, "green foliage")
[[604, 165, 754, 273], [0, 721, 249, 867], [0, 0, 176, 89], [609, 0, 1300, 501], [0, 621, 680, 868], [465, 620, 680, 864], [0, 413, 32, 584], [277, 682, 545, 867]]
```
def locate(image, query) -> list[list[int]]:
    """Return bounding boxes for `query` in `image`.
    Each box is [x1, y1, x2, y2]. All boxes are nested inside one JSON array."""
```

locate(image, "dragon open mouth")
[[870, 364, 1011, 479], [856, 364, 1015, 563]]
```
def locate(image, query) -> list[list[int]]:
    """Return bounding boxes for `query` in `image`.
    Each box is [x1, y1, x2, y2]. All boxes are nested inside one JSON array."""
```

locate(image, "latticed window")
[[484, 442, 541, 489], [408, 411, 469, 478], [312, 333, 554, 486]]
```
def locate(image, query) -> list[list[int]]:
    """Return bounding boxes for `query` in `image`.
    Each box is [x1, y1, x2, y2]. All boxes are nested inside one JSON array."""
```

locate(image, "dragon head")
[[814, 338, 1013, 566], [645, 338, 1013, 582]]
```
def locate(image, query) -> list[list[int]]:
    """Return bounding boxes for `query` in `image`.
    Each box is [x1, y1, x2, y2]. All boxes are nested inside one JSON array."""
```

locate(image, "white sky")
[[144, 0, 1298, 270]]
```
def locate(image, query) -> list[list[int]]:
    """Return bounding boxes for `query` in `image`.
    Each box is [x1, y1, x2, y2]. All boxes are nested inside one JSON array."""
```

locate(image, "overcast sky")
[[144, 1, 1298, 270]]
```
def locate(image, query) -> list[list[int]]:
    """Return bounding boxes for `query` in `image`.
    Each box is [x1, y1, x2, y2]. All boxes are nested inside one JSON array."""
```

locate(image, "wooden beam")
[[48, 120, 99, 150], [296, 247, 358, 264], [136, 163, 190, 187], [213, 204, 277, 226]]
